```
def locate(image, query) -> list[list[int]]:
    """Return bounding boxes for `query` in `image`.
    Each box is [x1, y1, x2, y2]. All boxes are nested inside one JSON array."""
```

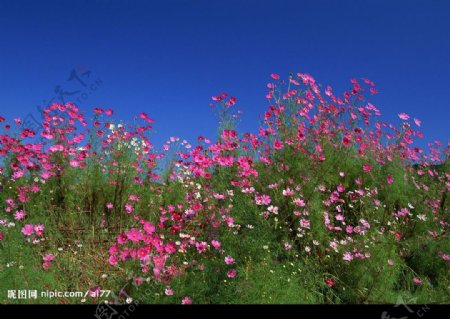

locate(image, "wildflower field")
[[0, 72, 448, 304]]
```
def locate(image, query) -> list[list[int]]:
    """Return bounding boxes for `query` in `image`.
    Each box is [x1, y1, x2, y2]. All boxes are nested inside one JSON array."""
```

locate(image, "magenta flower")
[[42, 262, 52, 270], [42, 253, 55, 262], [126, 228, 142, 242], [21, 224, 35, 236], [270, 73, 280, 80], [387, 174, 394, 185], [195, 241, 208, 253], [273, 139, 283, 150], [211, 240, 221, 249], [125, 203, 134, 214], [143, 222, 155, 234], [255, 194, 271, 205], [227, 269, 237, 278], [117, 233, 128, 244], [109, 255, 119, 265], [181, 296, 192, 305], [164, 241, 177, 254], [88, 286, 101, 297], [224, 256, 235, 265], [137, 247, 149, 260], [13, 210, 26, 221], [69, 160, 80, 167], [413, 277, 423, 285]]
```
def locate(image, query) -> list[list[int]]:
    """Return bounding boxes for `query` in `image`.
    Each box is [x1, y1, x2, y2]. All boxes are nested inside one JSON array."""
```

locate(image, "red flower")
[[324, 277, 336, 288]]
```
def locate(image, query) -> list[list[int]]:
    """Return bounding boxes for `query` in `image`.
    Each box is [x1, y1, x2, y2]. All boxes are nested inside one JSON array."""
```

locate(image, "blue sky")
[[0, 0, 449, 150]]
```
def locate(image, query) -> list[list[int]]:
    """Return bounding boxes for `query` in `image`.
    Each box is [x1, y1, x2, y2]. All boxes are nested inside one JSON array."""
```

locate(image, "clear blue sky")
[[1, 0, 449, 150]]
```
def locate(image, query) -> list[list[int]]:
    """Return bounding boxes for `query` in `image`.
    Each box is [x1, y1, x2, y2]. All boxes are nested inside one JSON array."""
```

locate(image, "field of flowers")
[[0, 72, 448, 304]]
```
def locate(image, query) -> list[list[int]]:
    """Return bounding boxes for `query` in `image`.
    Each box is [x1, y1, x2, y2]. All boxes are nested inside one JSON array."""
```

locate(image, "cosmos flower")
[[224, 256, 235, 265], [227, 269, 237, 278], [21, 224, 35, 236]]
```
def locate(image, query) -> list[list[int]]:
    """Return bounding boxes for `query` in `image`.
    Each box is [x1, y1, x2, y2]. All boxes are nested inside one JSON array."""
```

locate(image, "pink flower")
[[109, 255, 119, 265], [255, 194, 271, 205], [387, 174, 394, 185], [21, 224, 35, 236], [293, 198, 306, 207], [143, 222, 155, 234], [211, 240, 221, 249], [195, 241, 208, 253], [363, 165, 372, 172], [88, 286, 101, 297], [227, 269, 237, 278], [13, 210, 26, 220], [117, 233, 128, 244], [43, 253, 55, 262], [69, 160, 80, 167], [128, 194, 141, 202], [398, 113, 410, 120], [126, 228, 142, 242], [181, 296, 192, 305], [413, 118, 421, 127], [125, 203, 134, 214], [42, 262, 52, 270], [109, 245, 119, 255], [343, 252, 353, 262], [106, 203, 113, 209], [137, 247, 149, 260], [165, 288, 174, 296], [387, 259, 394, 266], [0, 232, 3, 241], [34, 224, 45, 236], [225, 256, 235, 265], [413, 277, 423, 285], [165, 242, 177, 254], [273, 139, 283, 150], [300, 219, 310, 229], [270, 73, 280, 80]]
